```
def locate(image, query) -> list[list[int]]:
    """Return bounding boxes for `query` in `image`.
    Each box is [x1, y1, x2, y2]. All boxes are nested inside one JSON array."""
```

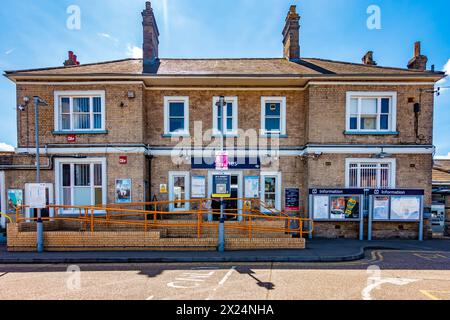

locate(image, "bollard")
[[37, 217, 44, 253]]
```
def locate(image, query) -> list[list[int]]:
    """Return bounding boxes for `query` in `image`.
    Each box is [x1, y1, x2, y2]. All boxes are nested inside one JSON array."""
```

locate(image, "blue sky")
[[0, 0, 448, 155]]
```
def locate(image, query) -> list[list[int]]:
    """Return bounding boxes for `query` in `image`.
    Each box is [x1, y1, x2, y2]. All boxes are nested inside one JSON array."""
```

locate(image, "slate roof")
[[433, 160, 450, 183], [4, 57, 445, 78]]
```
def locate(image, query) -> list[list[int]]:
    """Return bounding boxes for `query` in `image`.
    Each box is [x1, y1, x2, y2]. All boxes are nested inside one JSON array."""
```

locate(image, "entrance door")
[[208, 171, 243, 221], [260, 172, 282, 213]]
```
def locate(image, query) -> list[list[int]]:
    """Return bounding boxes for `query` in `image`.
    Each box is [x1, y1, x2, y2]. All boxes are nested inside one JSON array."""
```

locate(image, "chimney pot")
[[362, 51, 377, 66], [64, 51, 80, 67], [414, 41, 421, 57]]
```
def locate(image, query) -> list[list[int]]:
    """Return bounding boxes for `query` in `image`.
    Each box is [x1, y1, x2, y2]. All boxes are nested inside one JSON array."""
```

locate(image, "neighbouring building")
[[432, 157, 450, 236], [0, 2, 446, 240]]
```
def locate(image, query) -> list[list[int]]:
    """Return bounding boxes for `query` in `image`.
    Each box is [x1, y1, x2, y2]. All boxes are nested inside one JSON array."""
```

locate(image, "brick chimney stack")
[[407, 41, 428, 71], [142, 1, 160, 73], [362, 51, 377, 66], [282, 5, 300, 61], [63, 51, 80, 67]]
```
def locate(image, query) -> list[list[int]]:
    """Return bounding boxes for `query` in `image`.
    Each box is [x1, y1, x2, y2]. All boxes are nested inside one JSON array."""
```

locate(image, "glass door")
[[260, 172, 281, 213]]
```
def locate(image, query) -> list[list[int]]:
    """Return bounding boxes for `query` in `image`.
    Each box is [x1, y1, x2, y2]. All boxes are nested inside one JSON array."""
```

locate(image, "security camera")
[[18, 104, 26, 112], [23, 96, 30, 104]]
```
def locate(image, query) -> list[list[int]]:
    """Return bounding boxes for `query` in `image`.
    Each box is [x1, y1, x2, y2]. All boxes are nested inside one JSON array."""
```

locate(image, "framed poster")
[[191, 176, 206, 199], [313, 195, 329, 220], [390, 196, 421, 221], [373, 196, 390, 220], [285, 188, 300, 211], [212, 175, 231, 198], [244, 176, 259, 198], [7, 189, 23, 214], [330, 196, 360, 220], [115, 179, 132, 204]]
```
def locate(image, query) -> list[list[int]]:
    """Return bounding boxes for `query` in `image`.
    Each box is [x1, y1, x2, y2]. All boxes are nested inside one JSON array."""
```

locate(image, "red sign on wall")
[[67, 134, 77, 143], [119, 156, 128, 165]]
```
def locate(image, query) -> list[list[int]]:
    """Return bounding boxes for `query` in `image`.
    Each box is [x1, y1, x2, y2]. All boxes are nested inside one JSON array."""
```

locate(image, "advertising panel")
[[115, 179, 132, 204]]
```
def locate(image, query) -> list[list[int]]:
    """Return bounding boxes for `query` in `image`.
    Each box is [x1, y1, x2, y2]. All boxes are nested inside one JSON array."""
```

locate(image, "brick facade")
[[1, 2, 444, 248]]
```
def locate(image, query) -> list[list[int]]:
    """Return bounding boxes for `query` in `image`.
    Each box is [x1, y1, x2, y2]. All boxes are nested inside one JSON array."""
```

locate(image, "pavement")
[[0, 239, 449, 264]]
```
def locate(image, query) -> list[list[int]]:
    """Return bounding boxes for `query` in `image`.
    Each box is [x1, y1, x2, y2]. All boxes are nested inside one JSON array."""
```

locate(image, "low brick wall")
[[370, 222, 420, 240], [312, 220, 422, 239], [313, 221, 361, 239], [7, 223, 306, 252]]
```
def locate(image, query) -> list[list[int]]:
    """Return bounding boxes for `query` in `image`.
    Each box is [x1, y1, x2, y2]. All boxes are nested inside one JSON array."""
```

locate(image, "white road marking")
[[206, 266, 236, 300], [362, 277, 418, 300], [146, 295, 154, 300], [219, 266, 236, 286]]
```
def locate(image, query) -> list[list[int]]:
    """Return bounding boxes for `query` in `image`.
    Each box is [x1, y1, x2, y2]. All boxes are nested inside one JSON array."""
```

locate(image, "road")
[[0, 250, 450, 300]]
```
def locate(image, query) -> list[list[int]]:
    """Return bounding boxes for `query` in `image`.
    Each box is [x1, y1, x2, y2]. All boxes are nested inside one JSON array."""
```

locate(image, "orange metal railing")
[[15, 198, 313, 239]]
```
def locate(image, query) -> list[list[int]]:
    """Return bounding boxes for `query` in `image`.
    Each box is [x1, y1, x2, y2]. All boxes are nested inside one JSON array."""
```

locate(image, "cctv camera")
[[23, 96, 30, 104], [18, 104, 26, 112]]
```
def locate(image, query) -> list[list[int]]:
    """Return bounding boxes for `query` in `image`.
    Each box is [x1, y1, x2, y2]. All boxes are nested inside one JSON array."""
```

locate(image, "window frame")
[[54, 158, 107, 214], [164, 96, 190, 136], [54, 91, 106, 132], [261, 97, 287, 136], [345, 92, 397, 133], [212, 96, 239, 136], [345, 158, 396, 189]]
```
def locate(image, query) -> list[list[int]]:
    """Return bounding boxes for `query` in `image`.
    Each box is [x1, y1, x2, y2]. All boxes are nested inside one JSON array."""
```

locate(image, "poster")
[[373, 196, 390, 220], [330, 196, 360, 220], [245, 176, 259, 198], [115, 179, 132, 204], [313, 195, 329, 220], [7, 189, 23, 214], [191, 176, 206, 198], [159, 184, 167, 194], [285, 188, 300, 211], [390, 196, 421, 220], [212, 175, 231, 198]]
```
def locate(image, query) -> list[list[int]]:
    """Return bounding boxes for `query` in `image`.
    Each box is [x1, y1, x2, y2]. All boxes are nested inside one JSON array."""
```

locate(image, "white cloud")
[[0, 143, 14, 152], [435, 152, 450, 160], [126, 44, 143, 59], [437, 59, 450, 83], [97, 33, 119, 43]]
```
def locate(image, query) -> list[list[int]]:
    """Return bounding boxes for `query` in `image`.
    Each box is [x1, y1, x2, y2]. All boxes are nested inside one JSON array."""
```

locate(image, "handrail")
[[15, 198, 314, 239], [0, 212, 12, 223]]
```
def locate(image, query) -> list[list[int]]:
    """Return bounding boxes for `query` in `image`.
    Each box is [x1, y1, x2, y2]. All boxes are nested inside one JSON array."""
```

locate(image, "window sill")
[[162, 133, 191, 138], [260, 134, 288, 138], [344, 131, 399, 136], [53, 130, 108, 135], [211, 134, 239, 138]]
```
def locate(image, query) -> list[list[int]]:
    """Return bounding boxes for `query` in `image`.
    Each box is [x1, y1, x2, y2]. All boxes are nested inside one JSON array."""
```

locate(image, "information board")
[[244, 176, 259, 198], [212, 175, 231, 198], [309, 189, 364, 221], [191, 176, 206, 198], [285, 188, 300, 211], [368, 189, 424, 241]]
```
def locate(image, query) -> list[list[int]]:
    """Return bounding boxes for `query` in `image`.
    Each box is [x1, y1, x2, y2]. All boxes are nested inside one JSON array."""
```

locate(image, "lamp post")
[[33, 96, 48, 253], [216, 96, 227, 253]]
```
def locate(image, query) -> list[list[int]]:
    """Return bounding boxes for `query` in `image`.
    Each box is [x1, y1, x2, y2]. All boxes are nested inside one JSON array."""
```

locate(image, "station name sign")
[[192, 157, 260, 170], [309, 188, 365, 195], [368, 189, 424, 196]]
